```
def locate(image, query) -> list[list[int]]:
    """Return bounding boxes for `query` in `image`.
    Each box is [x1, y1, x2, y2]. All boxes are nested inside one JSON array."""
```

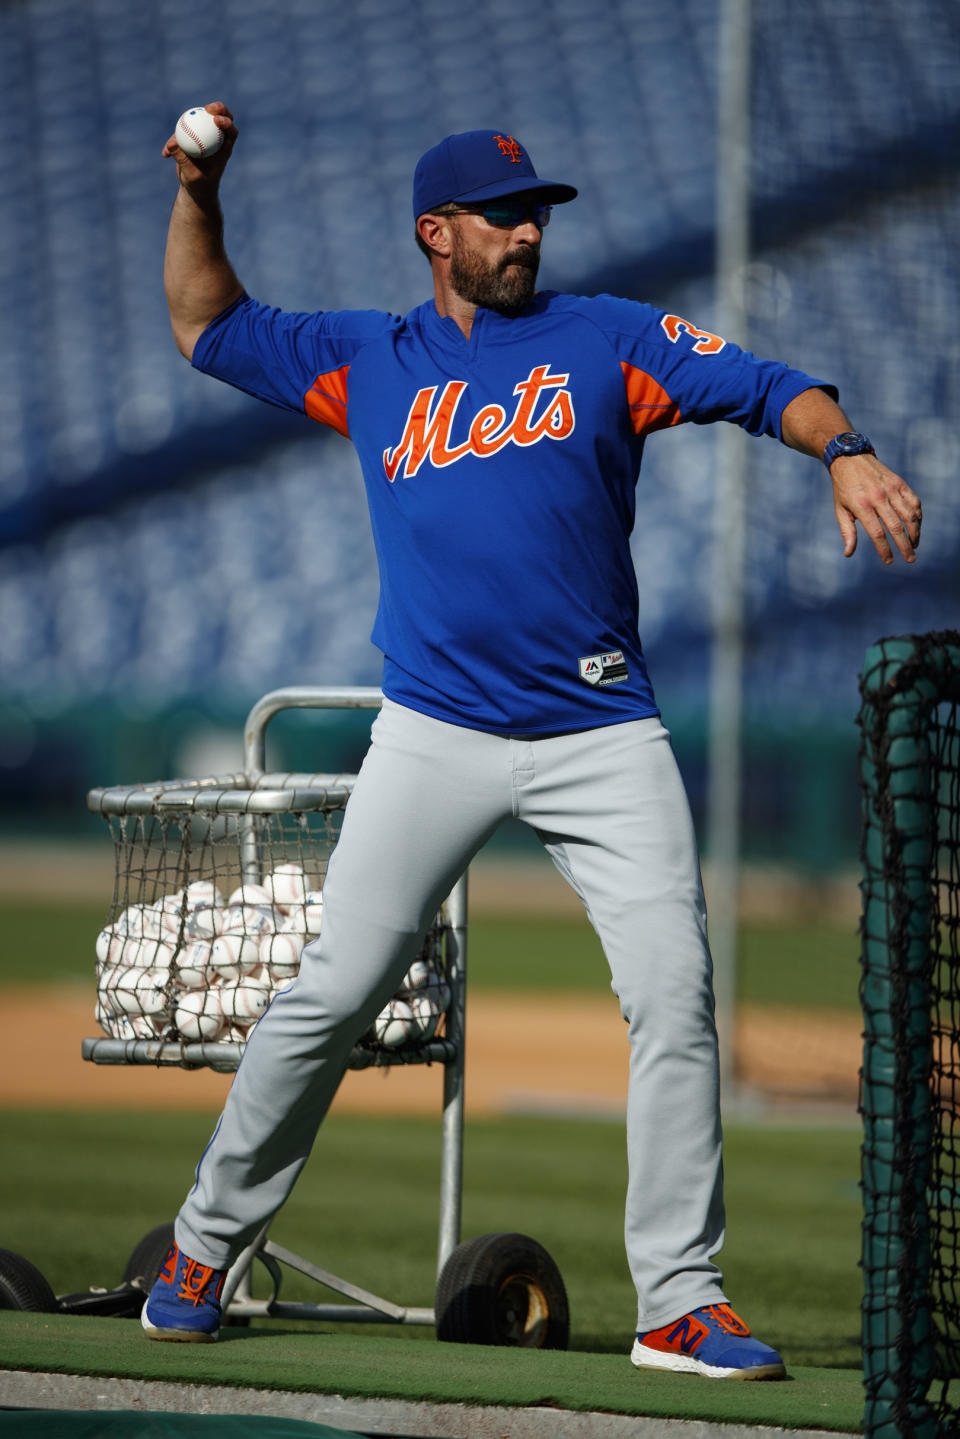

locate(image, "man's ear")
[[417, 212, 453, 259]]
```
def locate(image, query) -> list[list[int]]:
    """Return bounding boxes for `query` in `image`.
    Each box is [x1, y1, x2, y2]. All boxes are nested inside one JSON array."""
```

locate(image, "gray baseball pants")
[[176, 698, 727, 1332]]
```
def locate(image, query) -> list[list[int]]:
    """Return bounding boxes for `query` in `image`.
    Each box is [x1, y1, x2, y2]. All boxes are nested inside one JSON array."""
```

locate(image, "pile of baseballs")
[[95, 865, 321, 1045], [363, 954, 452, 1051], [95, 865, 450, 1052]]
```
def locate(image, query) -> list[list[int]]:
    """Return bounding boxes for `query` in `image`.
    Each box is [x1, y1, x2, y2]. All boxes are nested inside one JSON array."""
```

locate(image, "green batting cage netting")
[[859, 631, 960, 1439]]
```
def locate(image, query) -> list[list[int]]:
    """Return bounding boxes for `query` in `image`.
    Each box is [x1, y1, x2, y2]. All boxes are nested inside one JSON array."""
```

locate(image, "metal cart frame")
[[83, 685, 467, 1330]]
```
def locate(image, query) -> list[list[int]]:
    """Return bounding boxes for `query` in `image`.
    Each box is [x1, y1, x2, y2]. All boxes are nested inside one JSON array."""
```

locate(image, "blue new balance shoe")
[[631, 1303, 786, 1379], [140, 1241, 226, 1342]]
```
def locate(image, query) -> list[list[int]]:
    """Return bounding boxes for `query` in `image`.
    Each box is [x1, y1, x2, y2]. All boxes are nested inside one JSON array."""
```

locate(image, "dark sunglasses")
[[448, 200, 553, 230]]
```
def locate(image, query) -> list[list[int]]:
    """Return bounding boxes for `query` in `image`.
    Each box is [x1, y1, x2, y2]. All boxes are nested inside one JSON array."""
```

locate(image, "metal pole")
[[437, 872, 468, 1276], [240, 685, 382, 888], [709, 0, 751, 1107]]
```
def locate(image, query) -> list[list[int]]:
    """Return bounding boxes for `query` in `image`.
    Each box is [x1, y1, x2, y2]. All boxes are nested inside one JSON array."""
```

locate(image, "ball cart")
[[1, 688, 569, 1347]]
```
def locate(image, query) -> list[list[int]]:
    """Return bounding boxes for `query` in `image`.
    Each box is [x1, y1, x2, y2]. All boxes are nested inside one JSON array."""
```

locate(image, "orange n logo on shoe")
[[663, 1314, 710, 1353], [159, 1244, 178, 1285]]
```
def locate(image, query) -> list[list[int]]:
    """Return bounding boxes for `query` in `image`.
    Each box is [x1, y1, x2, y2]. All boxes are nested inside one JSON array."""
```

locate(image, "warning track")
[[0, 986, 859, 1117]]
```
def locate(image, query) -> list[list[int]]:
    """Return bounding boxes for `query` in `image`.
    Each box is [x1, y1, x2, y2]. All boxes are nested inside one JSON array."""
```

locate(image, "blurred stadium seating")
[[1, 0, 957, 864]]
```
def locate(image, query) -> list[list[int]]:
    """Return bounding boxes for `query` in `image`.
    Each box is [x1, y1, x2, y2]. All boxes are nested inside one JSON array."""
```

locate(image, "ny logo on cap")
[[494, 134, 523, 163]]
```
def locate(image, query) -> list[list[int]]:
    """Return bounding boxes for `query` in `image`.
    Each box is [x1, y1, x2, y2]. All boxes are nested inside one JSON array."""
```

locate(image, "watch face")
[[826, 431, 873, 462]]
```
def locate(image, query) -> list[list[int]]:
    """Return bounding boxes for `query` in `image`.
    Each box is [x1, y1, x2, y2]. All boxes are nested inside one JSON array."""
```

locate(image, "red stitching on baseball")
[[181, 119, 206, 155]]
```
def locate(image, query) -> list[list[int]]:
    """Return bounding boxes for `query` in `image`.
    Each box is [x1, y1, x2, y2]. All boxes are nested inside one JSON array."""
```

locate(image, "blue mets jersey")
[[193, 291, 833, 733]]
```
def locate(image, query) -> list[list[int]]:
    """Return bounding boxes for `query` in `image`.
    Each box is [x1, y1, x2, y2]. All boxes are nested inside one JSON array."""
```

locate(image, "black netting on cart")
[[92, 799, 451, 1062], [859, 630, 960, 1438]]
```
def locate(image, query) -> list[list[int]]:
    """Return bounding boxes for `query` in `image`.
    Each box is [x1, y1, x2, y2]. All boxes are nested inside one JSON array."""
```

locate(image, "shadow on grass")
[[214, 1324, 341, 1343]]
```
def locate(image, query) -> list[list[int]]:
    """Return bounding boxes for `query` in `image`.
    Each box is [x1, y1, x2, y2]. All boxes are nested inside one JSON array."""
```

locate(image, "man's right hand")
[[162, 102, 238, 198]]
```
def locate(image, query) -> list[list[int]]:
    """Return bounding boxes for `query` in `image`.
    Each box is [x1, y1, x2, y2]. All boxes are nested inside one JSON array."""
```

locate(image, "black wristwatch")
[[823, 431, 875, 468]]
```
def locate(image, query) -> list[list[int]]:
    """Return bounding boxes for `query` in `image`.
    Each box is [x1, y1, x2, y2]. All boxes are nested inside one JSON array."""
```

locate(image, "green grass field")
[[0, 1108, 862, 1369], [0, 899, 861, 1010], [0, 894, 865, 1425]]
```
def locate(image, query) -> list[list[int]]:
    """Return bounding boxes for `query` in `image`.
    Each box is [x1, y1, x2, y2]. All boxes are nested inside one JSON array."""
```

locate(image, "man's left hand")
[[831, 453, 922, 565]]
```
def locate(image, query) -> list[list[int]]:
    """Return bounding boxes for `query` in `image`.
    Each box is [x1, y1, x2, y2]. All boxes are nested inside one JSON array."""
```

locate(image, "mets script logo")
[[382, 365, 576, 482], [495, 134, 523, 163]]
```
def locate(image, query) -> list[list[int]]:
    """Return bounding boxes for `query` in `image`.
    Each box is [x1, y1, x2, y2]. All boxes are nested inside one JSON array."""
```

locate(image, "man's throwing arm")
[[162, 102, 244, 361]]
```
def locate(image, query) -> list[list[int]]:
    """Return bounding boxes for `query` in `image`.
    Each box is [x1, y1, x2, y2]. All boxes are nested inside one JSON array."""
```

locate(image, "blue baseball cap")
[[413, 130, 577, 219]]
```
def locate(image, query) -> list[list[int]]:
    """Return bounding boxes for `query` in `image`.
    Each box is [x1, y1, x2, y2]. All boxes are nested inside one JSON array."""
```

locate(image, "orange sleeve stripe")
[[620, 361, 682, 435], [305, 365, 350, 436]]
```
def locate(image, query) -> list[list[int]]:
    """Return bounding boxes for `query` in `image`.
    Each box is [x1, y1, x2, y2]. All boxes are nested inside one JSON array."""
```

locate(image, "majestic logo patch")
[[579, 651, 629, 687], [383, 366, 575, 482], [494, 134, 524, 163]]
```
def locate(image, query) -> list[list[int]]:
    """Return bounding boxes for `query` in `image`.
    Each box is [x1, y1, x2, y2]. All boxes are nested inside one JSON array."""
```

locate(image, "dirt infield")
[[0, 986, 860, 1117]]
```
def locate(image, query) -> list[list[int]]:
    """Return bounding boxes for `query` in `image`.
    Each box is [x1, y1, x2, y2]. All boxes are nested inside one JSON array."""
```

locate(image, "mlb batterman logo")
[[579, 652, 629, 687]]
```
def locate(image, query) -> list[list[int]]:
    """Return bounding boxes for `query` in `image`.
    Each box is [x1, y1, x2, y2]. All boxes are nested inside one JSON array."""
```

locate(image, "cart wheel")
[[122, 1221, 176, 1290], [0, 1249, 58, 1312], [435, 1232, 569, 1349]]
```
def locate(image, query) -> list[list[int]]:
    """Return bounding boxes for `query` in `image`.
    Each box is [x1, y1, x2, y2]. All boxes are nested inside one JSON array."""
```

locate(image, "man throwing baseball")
[[143, 103, 921, 1377]]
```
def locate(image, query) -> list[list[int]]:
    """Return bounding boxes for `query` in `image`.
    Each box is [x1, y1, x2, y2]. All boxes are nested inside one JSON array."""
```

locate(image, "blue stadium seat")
[[0, 0, 956, 723]]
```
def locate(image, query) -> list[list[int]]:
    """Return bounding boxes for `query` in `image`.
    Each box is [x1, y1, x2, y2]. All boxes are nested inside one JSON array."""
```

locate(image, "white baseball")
[[155, 891, 184, 911], [210, 932, 261, 978], [151, 896, 185, 939], [108, 965, 171, 1018], [95, 927, 117, 964], [173, 939, 213, 989], [373, 998, 416, 1049], [111, 1013, 158, 1041], [409, 992, 441, 1041], [107, 931, 132, 967], [175, 107, 224, 160], [114, 905, 148, 938], [144, 910, 171, 942], [98, 965, 123, 1016], [219, 978, 271, 1025], [184, 907, 220, 940], [112, 935, 176, 970], [243, 963, 271, 987], [277, 906, 307, 934], [303, 891, 324, 935], [259, 929, 301, 978], [227, 883, 273, 909], [184, 881, 224, 910], [143, 936, 177, 970], [402, 958, 431, 990], [174, 988, 225, 1042], [219, 904, 275, 939], [265, 864, 307, 909], [106, 937, 141, 972], [277, 893, 324, 936], [119, 903, 165, 941]]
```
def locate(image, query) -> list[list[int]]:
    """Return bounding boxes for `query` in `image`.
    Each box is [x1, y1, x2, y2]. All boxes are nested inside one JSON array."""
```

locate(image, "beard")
[[449, 230, 540, 316]]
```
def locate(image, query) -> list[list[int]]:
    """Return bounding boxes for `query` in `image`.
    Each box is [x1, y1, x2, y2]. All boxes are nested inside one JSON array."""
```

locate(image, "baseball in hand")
[[175, 107, 224, 160]]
